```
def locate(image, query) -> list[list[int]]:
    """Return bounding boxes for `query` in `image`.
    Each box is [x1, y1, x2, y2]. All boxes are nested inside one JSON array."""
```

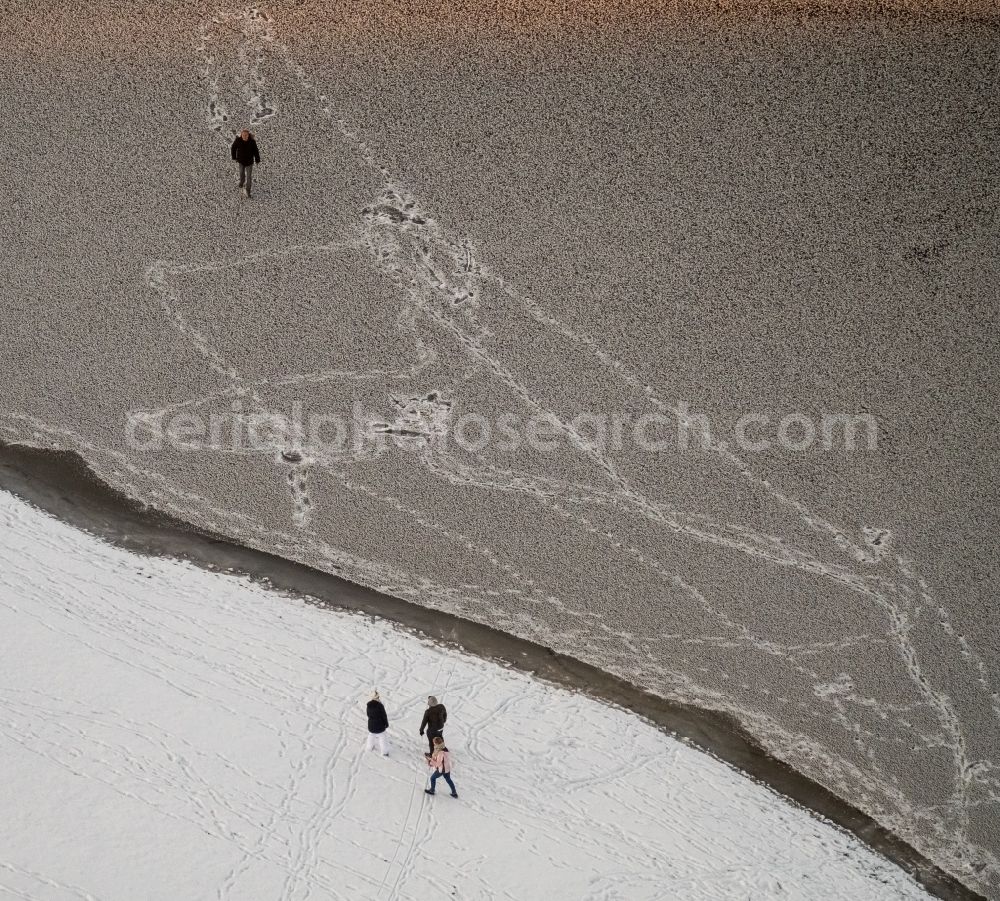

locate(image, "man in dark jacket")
[[231, 129, 260, 198], [365, 691, 390, 756], [419, 695, 447, 756]]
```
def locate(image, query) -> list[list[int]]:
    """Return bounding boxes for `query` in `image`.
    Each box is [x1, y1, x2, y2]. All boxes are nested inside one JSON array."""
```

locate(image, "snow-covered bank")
[[0, 489, 928, 900]]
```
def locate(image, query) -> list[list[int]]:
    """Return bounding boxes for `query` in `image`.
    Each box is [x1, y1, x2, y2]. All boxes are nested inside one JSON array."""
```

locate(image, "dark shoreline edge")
[[0, 438, 981, 901]]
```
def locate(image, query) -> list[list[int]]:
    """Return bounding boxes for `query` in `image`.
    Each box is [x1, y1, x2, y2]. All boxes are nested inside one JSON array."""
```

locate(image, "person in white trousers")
[[365, 690, 390, 755]]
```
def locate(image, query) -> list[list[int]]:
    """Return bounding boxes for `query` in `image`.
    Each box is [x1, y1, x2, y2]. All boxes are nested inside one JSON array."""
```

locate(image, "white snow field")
[[0, 489, 929, 901]]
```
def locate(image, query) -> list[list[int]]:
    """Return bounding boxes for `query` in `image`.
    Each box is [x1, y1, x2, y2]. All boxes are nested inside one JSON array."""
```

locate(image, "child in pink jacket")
[[424, 736, 458, 798]]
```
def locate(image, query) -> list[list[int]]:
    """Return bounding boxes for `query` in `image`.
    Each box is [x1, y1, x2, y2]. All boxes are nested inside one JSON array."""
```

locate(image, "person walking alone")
[[365, 690, 390, 756], [231, 129, 260, 198], [424, 736, 458, 798], [419, 695, 447, 757]]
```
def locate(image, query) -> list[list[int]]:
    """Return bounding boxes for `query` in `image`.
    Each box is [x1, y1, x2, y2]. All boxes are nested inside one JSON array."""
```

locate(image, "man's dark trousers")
[[238, 163, 254, 194]]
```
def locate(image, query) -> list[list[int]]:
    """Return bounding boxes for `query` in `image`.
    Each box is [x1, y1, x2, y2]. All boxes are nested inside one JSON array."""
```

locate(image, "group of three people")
[[366, 692, 458, 798]]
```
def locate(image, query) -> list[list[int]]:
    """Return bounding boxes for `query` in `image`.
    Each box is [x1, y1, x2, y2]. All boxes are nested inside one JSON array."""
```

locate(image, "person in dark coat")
[[231, 129, 260, 198], [419, 695, 447, 756], [365, 690, 390, 756]]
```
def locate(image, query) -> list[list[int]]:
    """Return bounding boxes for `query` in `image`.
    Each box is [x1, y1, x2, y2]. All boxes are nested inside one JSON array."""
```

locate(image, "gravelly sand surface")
[[1, 1, 998, 894]]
